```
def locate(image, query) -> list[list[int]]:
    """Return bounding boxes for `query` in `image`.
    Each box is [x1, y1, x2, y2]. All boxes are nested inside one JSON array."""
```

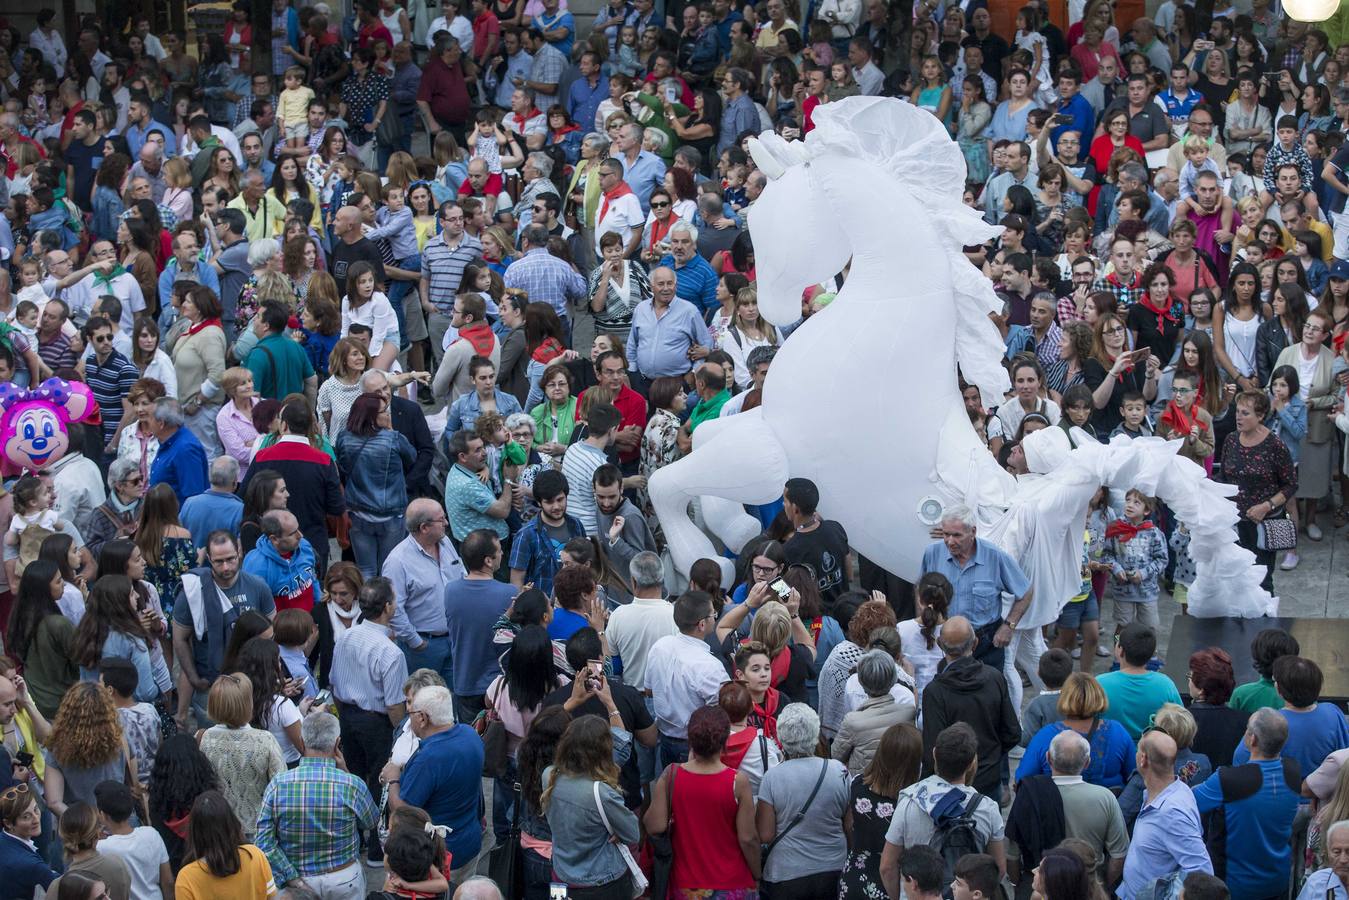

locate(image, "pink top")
[[216, 397, 261, 476], [488, 674, 561, 755]]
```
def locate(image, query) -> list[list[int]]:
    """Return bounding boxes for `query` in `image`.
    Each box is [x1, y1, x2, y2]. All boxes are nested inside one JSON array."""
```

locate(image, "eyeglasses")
[[1173, 386, 1195, 394], [122, 476, 144, 485], [1102, 326, 1126, 336], [92, 333, 113, 343], [650, 201, 670, 208], [751, 563, 780, 575]]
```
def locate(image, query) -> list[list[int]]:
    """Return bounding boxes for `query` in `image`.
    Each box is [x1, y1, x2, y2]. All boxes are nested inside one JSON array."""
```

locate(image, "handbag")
[[472, 681, 511, 778], [376, 111, 404, 148], [648, 765, 677, 900], [593, 780, 647, 899], [764, 759, 829, 860], [1256, 515, 1296, 552], [485, 782, 524, 899]]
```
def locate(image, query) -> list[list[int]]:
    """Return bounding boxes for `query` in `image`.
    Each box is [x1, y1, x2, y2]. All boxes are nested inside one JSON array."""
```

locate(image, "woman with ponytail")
[[896, 572, 952, 703]]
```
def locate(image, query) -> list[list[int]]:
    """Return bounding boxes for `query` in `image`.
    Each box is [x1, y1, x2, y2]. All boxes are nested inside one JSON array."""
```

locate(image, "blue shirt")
[[385, 534, 466, 647], [1097, 670, 1184, 740], [399, 725, 485, 863], [1119, 778, 1213, 899], [447, 390, 524, 434], [1159, 87, 1204, 128], [719, 93, 757, 156], [567, 75, 610, 141], [125, 119, 176, 158], [1193, 759, 1301, 900], [149, 426, 209, 504], [1051, 93, 1095, 148], [531, 10, 576, 57], [244, 160, 276, 184], [179, 489, 244, 548], [548, 606, 589, 642], [658, 252, 718, 313], [619, 149, 666, 214], [510, 512, 585, 595], [444, 463, 508, 541], [444, 577, 516, 695], [157, 258, 222, 313], [1017, 719, 1136, 788], [626, 297, 711, 378], [918, 538, 1030, 627], [1232, 703, 1349, 781]]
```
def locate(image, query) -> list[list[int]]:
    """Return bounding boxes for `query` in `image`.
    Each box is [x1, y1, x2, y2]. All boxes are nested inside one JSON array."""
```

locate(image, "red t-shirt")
[[577, 384, 648, 463], [357, 21, 394, 49], [472, 10, 501, 64], [418, 55, 471, 128]]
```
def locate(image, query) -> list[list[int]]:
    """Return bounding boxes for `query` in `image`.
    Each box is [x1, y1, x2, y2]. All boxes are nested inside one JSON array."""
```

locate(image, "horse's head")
[[746, 134, 854, 327]]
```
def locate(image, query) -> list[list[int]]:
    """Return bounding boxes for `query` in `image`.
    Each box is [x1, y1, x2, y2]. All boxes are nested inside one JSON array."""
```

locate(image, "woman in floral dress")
[[639, 375, 687, 539], [840, 723, 923, 898], [135, 484, 197, 616]]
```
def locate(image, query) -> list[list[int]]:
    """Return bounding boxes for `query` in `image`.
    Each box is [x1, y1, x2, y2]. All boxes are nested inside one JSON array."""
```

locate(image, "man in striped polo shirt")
[[83, 314, 140, 459], [420, 200, 483, 366]]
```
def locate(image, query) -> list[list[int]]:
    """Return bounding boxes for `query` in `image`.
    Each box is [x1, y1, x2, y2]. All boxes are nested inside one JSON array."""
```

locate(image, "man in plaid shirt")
[[1092, 237, 1146, 309], [255, 711, 379, 894]]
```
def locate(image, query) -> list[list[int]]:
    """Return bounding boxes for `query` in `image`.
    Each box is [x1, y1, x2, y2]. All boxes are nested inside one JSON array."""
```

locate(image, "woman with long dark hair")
[[231, 637, 308, 766], [73, 574, 169, 702], [240, 471, 289, 555], [523, 302, 575, 410], [486, 625, 564, 843], [841, 722, 924, 898], [220, 610, 273, 675], [1034, 847, 1094, 900], [517, 705, 572, 897], [334, 392, 416, 577], [5, 559, 75, 718], [148, 735, 220, 872], [174, 790, 274, 896], [39, 531, 87, 624], [135, 484, 194, 616]]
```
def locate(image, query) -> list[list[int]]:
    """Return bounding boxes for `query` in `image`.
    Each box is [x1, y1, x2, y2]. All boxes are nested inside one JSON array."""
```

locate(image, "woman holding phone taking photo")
[[1082, 312, 1159, 437]]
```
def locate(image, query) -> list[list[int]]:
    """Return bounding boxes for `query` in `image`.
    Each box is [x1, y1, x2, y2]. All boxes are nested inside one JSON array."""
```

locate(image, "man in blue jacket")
[[1193, 707, 1302, 900], [243, 510, 322, 614], [148, 398, 209, 504]]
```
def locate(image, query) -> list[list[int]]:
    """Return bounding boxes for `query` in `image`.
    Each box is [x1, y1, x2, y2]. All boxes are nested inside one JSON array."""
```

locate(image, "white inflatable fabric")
[[647, 97, 1273, 619]]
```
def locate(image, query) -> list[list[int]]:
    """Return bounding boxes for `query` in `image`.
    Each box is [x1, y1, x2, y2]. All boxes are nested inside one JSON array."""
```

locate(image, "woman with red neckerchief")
[[1082, 311, 1158, 436], [1127, 262, 1184, 365]]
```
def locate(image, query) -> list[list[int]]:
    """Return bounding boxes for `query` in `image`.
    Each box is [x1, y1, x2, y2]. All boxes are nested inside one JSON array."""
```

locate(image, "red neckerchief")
[[1335, 331, 1347, 353], [1137, 295, 1179, 333], [1107, 271, 1141, 291], [1159, 399, 1207, 437], [721, 727, 757, 769], [1105, 352, 1134, 383], [649, 214, 679, 248], [531, 335, 566, 364], [551, 124, 580, 139], [186, 317, 222, 336], [1105, 519, 1155, 542], [599, 181, 634, 223], [512, 108, 541, 132], [748, 686, 780, 742], [455, 320, 495, 357]]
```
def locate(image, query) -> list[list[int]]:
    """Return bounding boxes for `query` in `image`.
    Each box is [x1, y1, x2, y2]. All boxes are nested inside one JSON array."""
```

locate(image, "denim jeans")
[[637, 697, 657, 784], [350, 513, 406, 578], [658, 732, 689, 768], [401, 635, 454, 696], [386, 254, 420, 349], [493, 758, 519, 844]]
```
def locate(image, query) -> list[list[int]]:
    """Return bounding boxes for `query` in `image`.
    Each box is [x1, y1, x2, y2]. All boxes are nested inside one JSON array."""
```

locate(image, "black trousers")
[[338, 702, 394, 830], [1236, 519, 1276, 594], [762, 872, 842, 899]]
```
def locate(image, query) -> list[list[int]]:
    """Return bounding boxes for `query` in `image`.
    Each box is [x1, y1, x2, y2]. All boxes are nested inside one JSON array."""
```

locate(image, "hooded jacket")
[[242, 535, 321, 613], [921, 655, 1021, 797]]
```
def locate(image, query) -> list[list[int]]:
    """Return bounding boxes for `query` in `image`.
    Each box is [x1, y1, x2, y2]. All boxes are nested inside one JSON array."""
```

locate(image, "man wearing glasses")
[[421, 200, 484, 366], [82, 314, 141, 462], [593, 160, 645, 260]]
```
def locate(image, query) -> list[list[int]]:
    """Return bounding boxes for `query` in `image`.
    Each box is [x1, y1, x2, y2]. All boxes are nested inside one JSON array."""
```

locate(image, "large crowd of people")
[[0, 1, 1346, 900]]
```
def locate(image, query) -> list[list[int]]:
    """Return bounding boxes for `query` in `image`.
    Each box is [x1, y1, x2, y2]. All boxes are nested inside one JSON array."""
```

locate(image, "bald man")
[[920, 615, 1020, 798], [330, 204, 387, 286], [1121, 731, 1212, 899]]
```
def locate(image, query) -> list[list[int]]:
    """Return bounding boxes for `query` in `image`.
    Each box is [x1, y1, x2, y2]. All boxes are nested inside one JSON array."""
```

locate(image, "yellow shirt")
[[414, 216, 438, 252], [1280, 217, 1334, 262], [175, 846, 276, 900], [267, 188, 323, 234], [228, 193, 289, 241]]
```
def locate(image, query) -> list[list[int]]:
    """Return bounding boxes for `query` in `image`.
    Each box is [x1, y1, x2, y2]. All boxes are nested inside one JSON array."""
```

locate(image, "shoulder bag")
[[472, 680, 511, 777], [764, 758, 829, 860], [1256, 513, 1296, 552], [593, 780, 648, 899], [485, 781, 524, 899], [377, 111, 404, 148], [648, 765, 677, 900]]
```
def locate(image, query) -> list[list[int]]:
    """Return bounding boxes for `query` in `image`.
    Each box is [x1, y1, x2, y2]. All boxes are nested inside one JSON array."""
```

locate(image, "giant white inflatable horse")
[[647, 96, 1273, 621]]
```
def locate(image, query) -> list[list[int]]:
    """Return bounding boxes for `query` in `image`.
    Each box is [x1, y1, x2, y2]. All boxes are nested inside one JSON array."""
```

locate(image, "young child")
[[278, 66, 316, 153], [723, 163, 749, 211], [11, 299, 39, 340], [615, 25, 641, 77], [1226, 152, 1258, 201], [1268, 364, 1307, 571], [595, 74, 630, 132], [1178, 134, 1223, 201], [1111, 392, 1154, 439], [95, 780, 171, 883], [1294, 231, 1330, 295], [98, 658, 160, 786], [273, 607, 319, 700], [25, 76, 49, 129], [1102, 489, 1169, 631], [1020, 648, 1072, 745], [366, 183, 419, 307], [733, 640, 782, 738], [380, 807, 451, 898], [805, 20, 834, 67], [324, 155, 360, 231], [14, 259, 47, 311], [475, 411, 524, 496]]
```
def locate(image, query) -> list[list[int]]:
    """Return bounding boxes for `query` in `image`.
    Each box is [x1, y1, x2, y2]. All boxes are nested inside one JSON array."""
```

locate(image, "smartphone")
[[313, 689, 332, 707], [550, 885, 569, 900], [14, 750, 33, 768], [664, 85, 677, 103], [769, 578, 791, 600]]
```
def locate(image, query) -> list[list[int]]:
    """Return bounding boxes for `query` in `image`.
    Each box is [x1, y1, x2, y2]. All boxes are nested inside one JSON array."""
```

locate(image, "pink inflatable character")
[[0, 379, 98, 476]]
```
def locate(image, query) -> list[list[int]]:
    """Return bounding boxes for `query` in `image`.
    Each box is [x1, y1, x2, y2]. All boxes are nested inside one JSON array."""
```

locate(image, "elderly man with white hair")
[[1300, 820, 1349, 900], [658, 219, 718, 314], [1006, 729, 1129, 885], [361, 368, 436, 497], [453, 877, 505, 900], [179, 456, 245, 549], [256, 711, 380, 896], [386, 684, 486, 886]]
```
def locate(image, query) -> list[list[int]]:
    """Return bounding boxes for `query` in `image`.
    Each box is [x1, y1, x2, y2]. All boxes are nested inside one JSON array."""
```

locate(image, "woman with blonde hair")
[[722, 287, 781, 389], [480, 225, 516, 275], [161, 157, 194, 224], [317, 338, 373, 440], [196, 672, 285, 839], [43, 682, 133, 816], [1117, 702, 1212, 826], [1016, 672, 1136, 788], [46, 802, 133, 899], [213, 366, 261, 474], [385, 151, 419, 192]]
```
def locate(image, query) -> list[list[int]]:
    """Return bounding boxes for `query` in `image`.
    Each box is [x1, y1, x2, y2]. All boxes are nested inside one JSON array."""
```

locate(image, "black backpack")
[[928, 788, 986, 889]]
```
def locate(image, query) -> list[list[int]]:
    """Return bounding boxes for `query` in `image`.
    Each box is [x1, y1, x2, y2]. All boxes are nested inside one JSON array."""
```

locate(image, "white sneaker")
[[1096, 644, 1112, 657], [1071, 647, 1082, 658], [1309, 523, 1324, 541], [1281, 551, 1300, 571]]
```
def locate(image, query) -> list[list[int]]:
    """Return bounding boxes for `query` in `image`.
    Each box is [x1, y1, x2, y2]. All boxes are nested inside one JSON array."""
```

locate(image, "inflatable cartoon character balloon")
[[0, 379, 98, 475]]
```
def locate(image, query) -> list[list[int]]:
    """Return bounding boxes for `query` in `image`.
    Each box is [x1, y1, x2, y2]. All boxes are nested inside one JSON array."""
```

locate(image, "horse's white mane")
[[749, 97, 1012, 407]]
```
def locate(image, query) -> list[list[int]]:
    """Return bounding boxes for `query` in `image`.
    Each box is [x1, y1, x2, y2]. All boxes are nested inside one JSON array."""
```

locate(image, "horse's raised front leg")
[[648, 409, 789, 587]]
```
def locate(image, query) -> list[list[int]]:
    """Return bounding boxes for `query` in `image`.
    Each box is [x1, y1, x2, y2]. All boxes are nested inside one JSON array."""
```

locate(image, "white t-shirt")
[[897, 618, 944, 703], [267, 694, 303, 763], [98, 827, 170, 900], [594, 192, 644, 256]]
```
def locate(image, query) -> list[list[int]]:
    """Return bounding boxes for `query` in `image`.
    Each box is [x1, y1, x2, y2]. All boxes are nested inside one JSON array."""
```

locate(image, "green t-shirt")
[[246, 332, 315, 400], [1229, 675, 1284, 713]]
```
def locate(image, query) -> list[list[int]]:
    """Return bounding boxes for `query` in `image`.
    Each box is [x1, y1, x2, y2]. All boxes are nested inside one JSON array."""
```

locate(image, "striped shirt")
[[330, 619, 409, 714], [561, 441, 608, 535], [421, 232, 483, 315], [85, 349, 140, 443], [255, 756, 379, 884], [502, 248, 587, 321]]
